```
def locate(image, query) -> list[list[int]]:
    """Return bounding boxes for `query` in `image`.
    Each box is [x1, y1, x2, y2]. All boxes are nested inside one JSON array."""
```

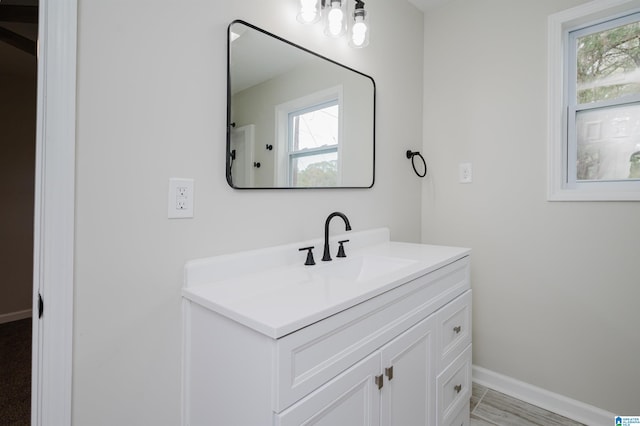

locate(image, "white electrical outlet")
[[168, 178, 194, 218], [459, 163, 472, 183]]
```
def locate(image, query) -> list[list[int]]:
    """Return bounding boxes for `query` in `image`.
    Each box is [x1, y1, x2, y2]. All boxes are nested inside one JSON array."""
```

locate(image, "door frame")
[[230, 124, 256, 187], [31, 0, 77, 424]]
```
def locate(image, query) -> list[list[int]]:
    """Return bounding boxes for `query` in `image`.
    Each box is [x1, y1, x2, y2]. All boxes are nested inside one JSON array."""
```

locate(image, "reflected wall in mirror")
[[227, 20, 375, 189]]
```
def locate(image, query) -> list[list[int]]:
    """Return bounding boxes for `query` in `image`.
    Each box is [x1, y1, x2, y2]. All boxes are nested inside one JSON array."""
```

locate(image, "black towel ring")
[[406, 150, 427, 178]]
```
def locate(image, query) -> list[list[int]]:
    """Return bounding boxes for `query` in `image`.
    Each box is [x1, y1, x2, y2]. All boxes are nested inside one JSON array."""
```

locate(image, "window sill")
[[547, 187, 640, 201]]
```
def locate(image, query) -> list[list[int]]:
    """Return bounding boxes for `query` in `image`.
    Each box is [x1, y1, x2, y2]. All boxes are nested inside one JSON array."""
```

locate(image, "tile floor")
[[470, 383, 586, 426]]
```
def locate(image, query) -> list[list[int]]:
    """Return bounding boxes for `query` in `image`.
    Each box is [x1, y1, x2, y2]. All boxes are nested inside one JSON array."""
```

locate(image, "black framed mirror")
[[227, 20, 375, 189]]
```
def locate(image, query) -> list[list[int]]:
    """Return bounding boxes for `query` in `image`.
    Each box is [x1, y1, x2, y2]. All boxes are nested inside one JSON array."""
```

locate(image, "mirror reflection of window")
[[288, 101, 339, 187], [275, 86, 343, 187]]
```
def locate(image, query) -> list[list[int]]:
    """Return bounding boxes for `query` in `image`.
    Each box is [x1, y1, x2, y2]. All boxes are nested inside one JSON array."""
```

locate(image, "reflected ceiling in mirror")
[[227, 20, 375, 189]]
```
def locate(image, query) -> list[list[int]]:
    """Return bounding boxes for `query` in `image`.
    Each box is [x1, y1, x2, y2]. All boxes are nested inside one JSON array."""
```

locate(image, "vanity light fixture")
[[297, 0, 322, 24], [349, 0, 369, 48], [296, 0, 370, 48], [324, 0, 347, 37]]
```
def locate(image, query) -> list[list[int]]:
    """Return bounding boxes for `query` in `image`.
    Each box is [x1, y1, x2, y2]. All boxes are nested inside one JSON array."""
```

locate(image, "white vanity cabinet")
[[274, 290, 472, 426], [277, 313, 438, 426], [182, 230, 471, 426]]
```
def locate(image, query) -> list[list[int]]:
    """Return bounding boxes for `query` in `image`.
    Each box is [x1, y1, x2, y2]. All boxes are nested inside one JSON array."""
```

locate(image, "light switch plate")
[[168, 178, 194, 218]]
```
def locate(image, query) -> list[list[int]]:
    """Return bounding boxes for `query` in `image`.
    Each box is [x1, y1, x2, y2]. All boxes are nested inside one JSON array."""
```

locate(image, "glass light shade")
[[297, 0, 321, 24], [324, 0, 346, 37], [349, 14, 369, 48]]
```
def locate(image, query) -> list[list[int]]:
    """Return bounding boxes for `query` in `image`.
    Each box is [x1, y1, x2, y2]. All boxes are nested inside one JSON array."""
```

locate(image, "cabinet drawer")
[[447, 402, 470, 426], [274, 256, 470, 412], [437, 344, 471, 425], [437, 290, 472, 371]]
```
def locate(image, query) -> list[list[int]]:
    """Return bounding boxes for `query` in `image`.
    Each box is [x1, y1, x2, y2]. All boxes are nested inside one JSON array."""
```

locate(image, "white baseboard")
[[0, 309, 32, 324], [473, 365, 614, 426]]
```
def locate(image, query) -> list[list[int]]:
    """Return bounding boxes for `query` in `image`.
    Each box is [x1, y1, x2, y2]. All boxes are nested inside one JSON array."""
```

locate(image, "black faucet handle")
[[336, 240, 350, 258], [299, 246, 316, 266]]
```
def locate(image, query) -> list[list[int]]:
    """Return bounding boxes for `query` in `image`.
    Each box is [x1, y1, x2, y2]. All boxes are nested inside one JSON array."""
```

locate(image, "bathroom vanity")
[[182, 228, 471, 425]]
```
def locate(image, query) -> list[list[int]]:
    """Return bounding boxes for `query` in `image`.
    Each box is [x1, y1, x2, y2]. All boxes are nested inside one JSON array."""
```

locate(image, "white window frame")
[[287, 99, 339, 186], [548, 0, 640, 201], [275, 86, 343, 187]]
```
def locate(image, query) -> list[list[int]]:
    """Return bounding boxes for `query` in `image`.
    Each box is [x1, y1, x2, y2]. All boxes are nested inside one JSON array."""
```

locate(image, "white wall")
[[422, 0, 640, 415], [74, 0, 423, 423]]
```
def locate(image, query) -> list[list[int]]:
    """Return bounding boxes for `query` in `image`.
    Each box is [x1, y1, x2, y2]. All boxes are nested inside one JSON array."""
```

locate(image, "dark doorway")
[[0, 1, 38, 424]]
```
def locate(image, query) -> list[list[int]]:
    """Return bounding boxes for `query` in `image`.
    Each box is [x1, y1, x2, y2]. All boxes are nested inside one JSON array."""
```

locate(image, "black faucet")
[[322, 212, 352, 261]]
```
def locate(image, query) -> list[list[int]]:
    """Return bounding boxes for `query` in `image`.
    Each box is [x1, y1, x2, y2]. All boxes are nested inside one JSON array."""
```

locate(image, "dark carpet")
[[0, 319, 31, 426]]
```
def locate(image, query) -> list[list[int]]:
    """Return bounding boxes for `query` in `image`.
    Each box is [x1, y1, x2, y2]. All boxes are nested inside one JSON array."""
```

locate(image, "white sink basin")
[[310, 255, 417, 283], [183, 228, 470, 338]]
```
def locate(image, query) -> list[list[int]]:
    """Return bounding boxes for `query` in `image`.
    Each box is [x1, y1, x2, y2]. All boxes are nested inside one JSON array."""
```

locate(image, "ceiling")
[[0, 1, 38, 77]]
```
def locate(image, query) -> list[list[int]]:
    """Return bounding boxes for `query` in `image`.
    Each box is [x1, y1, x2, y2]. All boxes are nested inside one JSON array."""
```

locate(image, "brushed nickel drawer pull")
[[454, 384, 462, 394], [453, 325, 462, 334]]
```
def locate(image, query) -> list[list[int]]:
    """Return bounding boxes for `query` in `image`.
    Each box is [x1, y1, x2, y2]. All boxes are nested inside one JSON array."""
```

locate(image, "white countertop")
[[183, 229, 470, 339]]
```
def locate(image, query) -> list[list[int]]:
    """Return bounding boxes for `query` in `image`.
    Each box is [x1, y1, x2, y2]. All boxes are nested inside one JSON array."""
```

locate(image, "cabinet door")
[[275, 353, 381, 426], [380, 315, 437, 426]]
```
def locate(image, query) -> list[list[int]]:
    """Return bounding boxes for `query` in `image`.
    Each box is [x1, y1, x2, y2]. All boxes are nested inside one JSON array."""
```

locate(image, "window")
[[548, 0, 640, 200], [275, 86, 343, 187], [288, 100, 339, 187]]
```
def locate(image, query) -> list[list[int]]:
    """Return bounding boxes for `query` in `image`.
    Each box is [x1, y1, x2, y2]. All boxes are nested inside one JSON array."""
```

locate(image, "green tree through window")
[[577, 21, 640, 104]]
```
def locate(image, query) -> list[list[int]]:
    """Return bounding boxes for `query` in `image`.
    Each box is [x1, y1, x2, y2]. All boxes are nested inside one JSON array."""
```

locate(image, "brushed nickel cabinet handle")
[[385, 366, 394, 381], [375, 374, 384, 390], [454, 384, 462, 394], [453, 325, 462, 334]]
